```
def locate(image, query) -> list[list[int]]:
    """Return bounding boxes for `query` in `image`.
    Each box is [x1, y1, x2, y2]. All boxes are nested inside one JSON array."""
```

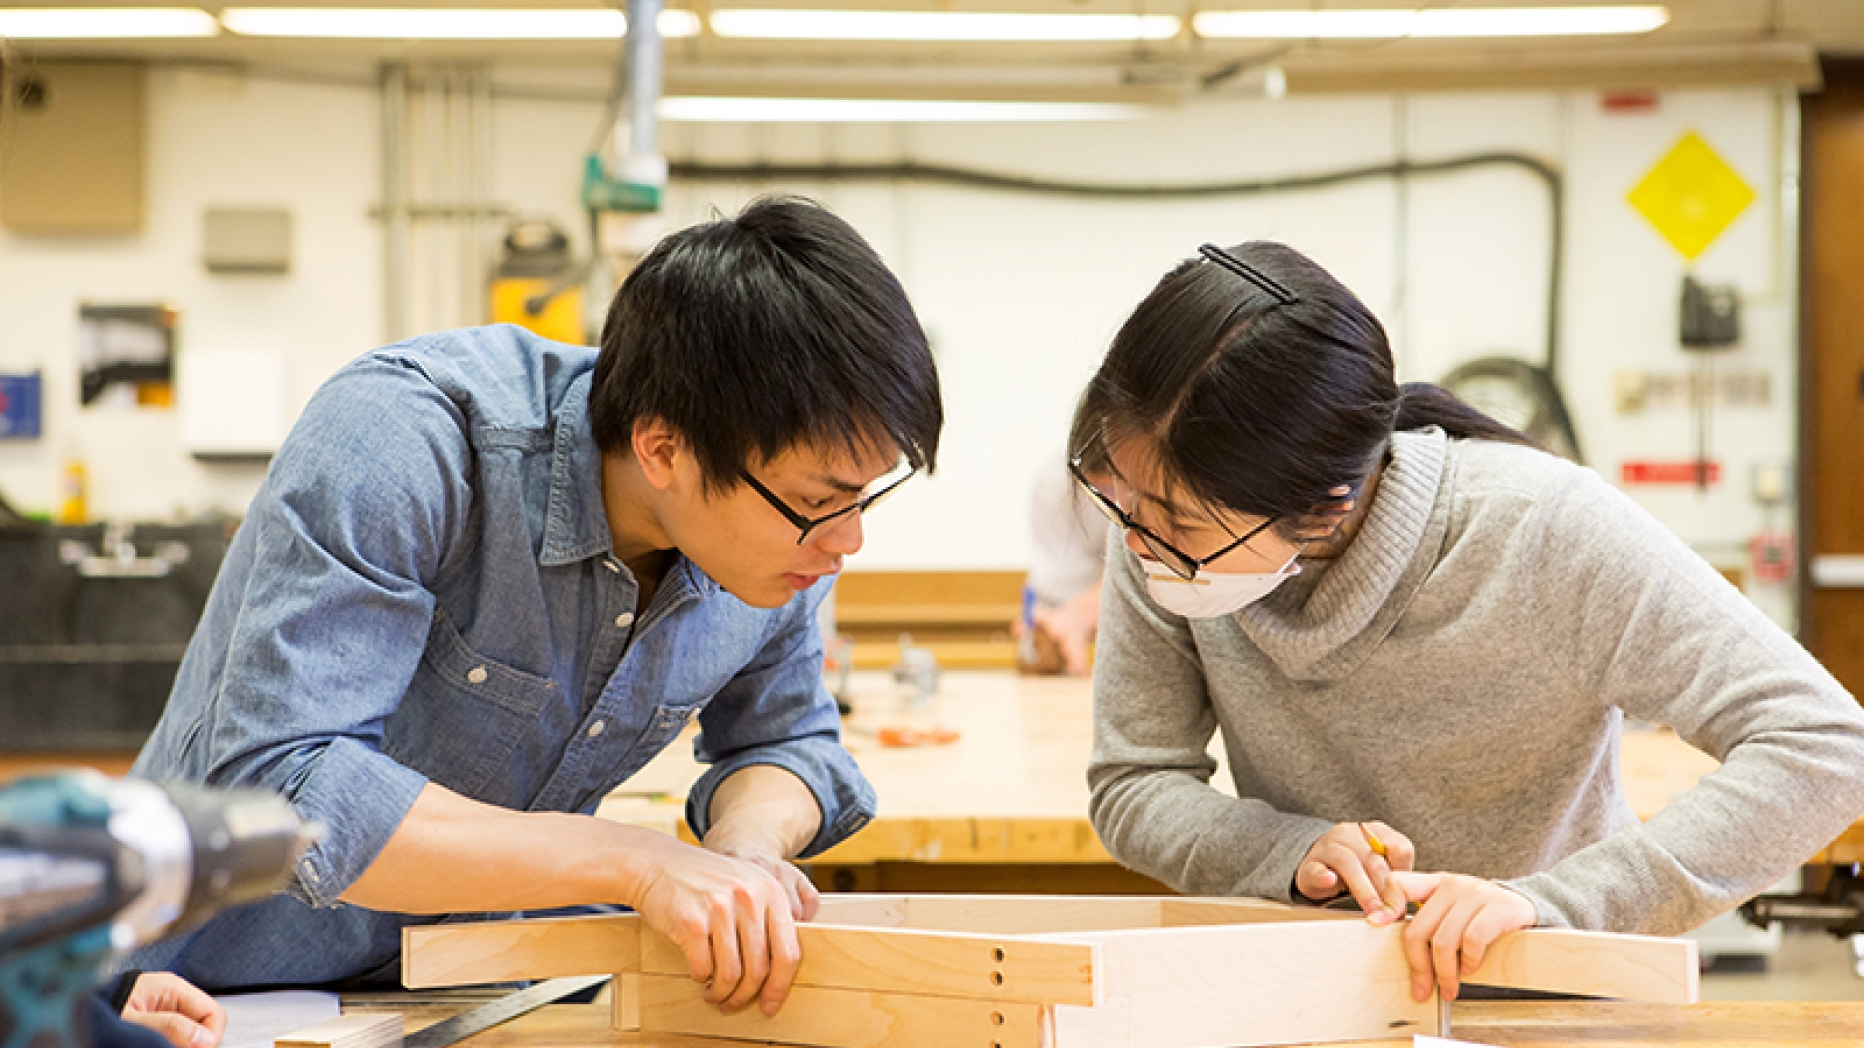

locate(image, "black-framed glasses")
[[742, 468, 914, 545], [1068, 458, 1275, 581]]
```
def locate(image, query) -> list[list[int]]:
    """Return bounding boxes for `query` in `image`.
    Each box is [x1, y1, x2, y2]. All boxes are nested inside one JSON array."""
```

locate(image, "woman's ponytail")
[[1394, 382, 1544, 450]]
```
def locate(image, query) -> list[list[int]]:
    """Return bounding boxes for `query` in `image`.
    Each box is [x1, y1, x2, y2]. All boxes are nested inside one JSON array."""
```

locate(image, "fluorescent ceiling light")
[[658, 96, 1150, 122], [708, 9, 1180, 42], [219, 7, 701, 39], [1193, 5, 1668, 39], [1413, 5, 1669, 36], [0, 7, 219, 38]]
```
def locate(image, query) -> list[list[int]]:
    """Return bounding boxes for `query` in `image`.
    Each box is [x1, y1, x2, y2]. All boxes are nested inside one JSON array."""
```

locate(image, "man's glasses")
[[742, 468, 914, 545], [1068, 458, 1275, 581]]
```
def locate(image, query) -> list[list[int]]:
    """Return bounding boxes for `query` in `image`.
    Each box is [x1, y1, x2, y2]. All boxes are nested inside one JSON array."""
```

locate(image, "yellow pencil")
[[1359, 822, 1388, 857]]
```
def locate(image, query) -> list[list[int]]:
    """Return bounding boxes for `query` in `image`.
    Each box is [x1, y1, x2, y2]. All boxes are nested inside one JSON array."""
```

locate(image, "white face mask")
[[1141, 552, 1302, 619]]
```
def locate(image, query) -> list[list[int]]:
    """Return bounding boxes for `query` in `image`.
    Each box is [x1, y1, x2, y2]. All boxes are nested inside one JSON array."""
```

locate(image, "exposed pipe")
[[380, 62, 410, 343], [618, 0, 671, 186], [667, 152, 1566, 381]]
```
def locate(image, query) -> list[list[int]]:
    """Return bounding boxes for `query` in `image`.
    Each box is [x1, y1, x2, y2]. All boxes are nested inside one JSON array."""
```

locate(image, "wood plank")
[[1160, 898, 1356, 926], [835, 604, 1022, 627], [275, 1014, 402, 1048], [401, 914, 641, 988], [638, 923, 1100, 1006], [814, 817, 1115, 865], [613, 973, 641, 1032], [899, 895, 1166, 934], [832, 572, 1026, 608], [1048, 920, 1437, 1048], [635, 974, 1043, 1048], [813, 895, 912, 927], [352, 991, 1864, 1048], [1465, 926, 1698, 1005]]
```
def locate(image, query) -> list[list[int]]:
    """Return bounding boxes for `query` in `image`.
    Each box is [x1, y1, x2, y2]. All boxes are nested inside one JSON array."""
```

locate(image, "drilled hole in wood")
[[991, 1012, 1005, 1026], [990, 971, 1004, 986], [992, 946, 1006, 962]]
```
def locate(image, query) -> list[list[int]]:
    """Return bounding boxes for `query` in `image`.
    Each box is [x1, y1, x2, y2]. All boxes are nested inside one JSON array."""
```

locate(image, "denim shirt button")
[[466, 665, 488, 684], [614, 612, 635, 629], [587, 720, 606, 738]]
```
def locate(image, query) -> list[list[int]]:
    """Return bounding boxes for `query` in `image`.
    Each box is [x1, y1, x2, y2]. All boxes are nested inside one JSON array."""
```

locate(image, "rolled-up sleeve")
[[179, 357, 474, 907], [684, 583, 875, 858]]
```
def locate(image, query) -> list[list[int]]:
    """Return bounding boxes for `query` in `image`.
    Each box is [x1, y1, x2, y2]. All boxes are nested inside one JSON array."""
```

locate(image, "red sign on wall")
[[1621, 460, 1721, 485]]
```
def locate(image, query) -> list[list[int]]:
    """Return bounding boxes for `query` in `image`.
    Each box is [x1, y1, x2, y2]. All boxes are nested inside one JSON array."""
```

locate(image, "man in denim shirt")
[[130, 198, 941, 1016]]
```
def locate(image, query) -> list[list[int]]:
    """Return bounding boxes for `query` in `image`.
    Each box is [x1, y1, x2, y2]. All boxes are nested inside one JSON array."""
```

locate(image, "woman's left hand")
[[1385, 871, 1538, 1002], [120, 972, 226, 1048]]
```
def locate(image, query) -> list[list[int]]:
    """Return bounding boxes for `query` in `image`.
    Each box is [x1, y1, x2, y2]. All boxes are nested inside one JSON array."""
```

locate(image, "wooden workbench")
[[355, 991, 1864, 1048], [596, 670, 1864, 892]]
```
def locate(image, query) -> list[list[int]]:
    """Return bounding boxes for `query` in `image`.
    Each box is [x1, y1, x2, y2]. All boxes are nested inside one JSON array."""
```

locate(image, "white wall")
[[0, 68, 1800, 624]]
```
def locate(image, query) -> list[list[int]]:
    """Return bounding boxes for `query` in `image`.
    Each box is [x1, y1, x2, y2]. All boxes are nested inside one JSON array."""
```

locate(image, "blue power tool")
[[0, 772, 318, 1048]]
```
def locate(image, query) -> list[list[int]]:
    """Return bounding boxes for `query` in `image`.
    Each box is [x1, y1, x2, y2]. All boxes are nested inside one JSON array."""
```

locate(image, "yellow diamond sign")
[[1627, 131, 1756, 261]]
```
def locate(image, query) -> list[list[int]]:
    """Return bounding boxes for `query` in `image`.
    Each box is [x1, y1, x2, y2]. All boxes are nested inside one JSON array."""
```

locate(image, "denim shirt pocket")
[[386, 607, 558, 800], [580, 702, 705, 810]]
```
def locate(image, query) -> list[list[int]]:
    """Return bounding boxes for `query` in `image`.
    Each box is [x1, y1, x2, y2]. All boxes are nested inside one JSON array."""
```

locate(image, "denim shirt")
[[129, 325, 874, 986]]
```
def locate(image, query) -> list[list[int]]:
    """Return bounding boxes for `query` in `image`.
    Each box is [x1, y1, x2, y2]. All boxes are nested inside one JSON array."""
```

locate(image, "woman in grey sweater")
[[1072, 241, 1864, 1004]]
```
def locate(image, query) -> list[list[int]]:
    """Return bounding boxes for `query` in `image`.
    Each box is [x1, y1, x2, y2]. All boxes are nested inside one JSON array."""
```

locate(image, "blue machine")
[[0, 774, 317, 1048]]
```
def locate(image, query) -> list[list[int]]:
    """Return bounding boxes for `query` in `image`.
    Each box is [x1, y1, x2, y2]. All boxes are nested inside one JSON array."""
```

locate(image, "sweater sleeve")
[[1087, 532, 1333, 900], [1504, 466, 1864, 934]]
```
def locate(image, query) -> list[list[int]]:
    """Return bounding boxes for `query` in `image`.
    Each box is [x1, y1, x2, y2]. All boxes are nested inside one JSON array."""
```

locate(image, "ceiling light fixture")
[[218, 7, 700, 39], [1192, 5, 1669, 39], [707, 9, 1180, 42], [0, 7, 219, 38]]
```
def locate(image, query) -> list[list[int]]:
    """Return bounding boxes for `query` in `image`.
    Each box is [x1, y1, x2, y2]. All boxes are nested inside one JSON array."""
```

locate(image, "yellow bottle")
[[57, 452, 87, 524]]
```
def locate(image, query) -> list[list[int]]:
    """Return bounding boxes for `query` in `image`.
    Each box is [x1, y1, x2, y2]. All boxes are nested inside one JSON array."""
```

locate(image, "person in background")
[[1072, 240, 1864, 1004], [1016, 450, 1109, 677], [129, 197, 943, 1017]]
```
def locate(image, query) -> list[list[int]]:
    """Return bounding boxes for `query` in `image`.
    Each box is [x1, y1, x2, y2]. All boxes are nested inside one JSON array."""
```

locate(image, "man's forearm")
[[337, 782, 678, 912], [704, 765, 823, 860]]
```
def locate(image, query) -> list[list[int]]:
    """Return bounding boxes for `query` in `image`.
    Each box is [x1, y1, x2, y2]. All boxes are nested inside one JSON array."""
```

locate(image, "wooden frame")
[[403, 895, 1697, 1048]]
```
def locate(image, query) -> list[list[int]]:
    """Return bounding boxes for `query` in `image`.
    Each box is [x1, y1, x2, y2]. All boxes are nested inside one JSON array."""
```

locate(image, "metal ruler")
[[403, 975, 610, 1048]]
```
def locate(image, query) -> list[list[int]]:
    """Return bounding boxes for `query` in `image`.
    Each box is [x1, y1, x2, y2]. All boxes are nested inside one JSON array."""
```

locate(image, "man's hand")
[[120, 972, 225, 1048], [630, 835, 803, 1018], [1388, 871, 1538, 1002], [705, 826, 822, 923], [1294, 821, 1415, 923]]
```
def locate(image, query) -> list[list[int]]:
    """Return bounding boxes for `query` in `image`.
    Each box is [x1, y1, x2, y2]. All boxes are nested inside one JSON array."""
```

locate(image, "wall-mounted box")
[[0, 373, 43, 438], [0, 62, 145, 235], [203, 207, 292, 274], [177, 347, 285, 461]]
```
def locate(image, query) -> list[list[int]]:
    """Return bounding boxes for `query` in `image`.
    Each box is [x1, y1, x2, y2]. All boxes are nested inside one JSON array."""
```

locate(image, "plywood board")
[[275, 1013, 402, 1048], [1465, 927, 1698, 1004], [402, 914, 640, 988], [1047, 920, 1438, 1048], [639, 923, 1099, 1006], [635, 975, 1044, 1048]]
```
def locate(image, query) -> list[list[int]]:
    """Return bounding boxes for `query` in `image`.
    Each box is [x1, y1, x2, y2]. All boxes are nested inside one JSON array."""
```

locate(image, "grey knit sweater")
[[1088, 427, 1864, 934]]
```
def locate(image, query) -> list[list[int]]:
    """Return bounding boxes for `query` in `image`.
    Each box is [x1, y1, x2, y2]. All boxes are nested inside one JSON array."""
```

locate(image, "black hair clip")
[[1198, 243, 1299, 306]]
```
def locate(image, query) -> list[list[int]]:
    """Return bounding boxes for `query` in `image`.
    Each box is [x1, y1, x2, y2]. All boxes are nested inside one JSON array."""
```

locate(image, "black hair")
[[1071, 241, 1537, 534], [592, 195, 942, 491]]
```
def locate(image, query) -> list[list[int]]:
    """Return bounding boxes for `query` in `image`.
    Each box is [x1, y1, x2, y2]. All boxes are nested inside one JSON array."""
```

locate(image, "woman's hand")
[[1387, 871, 1538, 1002], [120, 972, 225, 1048], [1295, 821, 1414, 923]]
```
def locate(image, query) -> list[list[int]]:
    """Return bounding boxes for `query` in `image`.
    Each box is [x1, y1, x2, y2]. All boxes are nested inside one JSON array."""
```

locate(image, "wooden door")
[[1804, 59, 1864, 699]]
